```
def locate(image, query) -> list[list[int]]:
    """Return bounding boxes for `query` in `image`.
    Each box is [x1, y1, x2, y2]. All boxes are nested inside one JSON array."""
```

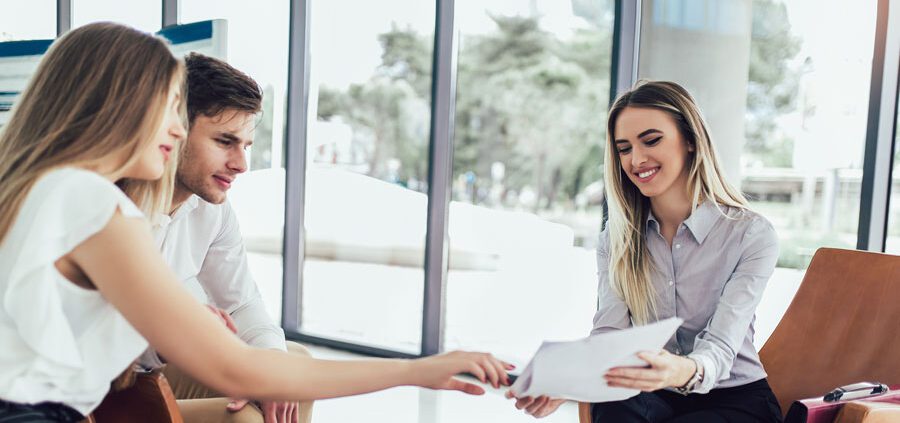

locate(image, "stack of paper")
[[509, 317, 683, 402]]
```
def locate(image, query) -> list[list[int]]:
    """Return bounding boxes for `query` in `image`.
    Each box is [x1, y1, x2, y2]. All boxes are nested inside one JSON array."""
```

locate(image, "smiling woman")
[[592, 80, 780, 422], [613, 110, 694, 199], [604, 81, 749, 328], [509, 81, 782, 422]]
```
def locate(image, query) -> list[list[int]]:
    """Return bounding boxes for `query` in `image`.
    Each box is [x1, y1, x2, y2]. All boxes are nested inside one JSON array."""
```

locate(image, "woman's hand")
[[604, 350, 696, 392], [412, 351, 514, 395], [505, 392, 566, 418]]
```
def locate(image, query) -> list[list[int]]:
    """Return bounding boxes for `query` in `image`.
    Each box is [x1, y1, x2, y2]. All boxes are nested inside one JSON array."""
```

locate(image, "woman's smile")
[[634, 166, 660, 183]]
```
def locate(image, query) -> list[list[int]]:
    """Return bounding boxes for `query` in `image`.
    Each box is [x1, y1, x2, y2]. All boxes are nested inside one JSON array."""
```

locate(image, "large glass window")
[[0, 0, 55, 41], [302, 0, 436, 353], [0, 1, 56, 130], [638, 0, 877, 346], [884, 106, 900, 252], [181, 0, 290, 324], [444, 0, 614, 363], [73, 0, 160, 32]]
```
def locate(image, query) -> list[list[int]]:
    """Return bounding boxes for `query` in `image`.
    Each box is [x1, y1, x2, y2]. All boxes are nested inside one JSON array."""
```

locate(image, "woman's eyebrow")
[[638, 128, 663, 138], [615, 128, 663, 144]]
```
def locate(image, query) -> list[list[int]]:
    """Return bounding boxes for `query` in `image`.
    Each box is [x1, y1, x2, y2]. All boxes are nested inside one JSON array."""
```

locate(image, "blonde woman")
[[0, 23, 510, 422], [509, 81, 781, 422]]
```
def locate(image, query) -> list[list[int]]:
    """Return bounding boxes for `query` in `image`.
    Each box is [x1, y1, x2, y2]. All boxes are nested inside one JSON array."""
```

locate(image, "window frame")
[[49, 0, 899, 358]]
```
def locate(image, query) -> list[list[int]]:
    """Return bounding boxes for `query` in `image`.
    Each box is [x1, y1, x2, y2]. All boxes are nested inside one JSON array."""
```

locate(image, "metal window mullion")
[[162, 0, 179, 28], [282, 0, 311, 331], [57, 0, 72, 35], [609, 0, 641, 103], [285, 330, 419, 359], [603, 0, 641, 233], [857, 0, 900, 252], [422, 0, 457, 357]]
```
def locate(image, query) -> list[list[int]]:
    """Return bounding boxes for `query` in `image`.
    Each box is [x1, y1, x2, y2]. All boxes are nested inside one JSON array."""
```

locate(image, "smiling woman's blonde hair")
[[603, 80, 748, 325], [0, 22, 185, 243]]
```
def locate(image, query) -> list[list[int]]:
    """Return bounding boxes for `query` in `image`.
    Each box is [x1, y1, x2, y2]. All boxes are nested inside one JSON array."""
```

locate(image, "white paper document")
[[509, 317, 683, 403]]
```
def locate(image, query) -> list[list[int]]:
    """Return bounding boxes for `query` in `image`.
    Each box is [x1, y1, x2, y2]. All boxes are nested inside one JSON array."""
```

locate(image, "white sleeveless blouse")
[[0, 168, 149, 415]]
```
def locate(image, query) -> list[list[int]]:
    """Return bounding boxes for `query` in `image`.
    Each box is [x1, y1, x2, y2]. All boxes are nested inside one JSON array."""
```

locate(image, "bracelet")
[[675, 357, 703, 395]]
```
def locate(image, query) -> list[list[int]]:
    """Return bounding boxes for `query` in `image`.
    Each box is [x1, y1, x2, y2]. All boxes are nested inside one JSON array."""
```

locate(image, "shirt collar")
[[682, 201, 721, 244], [646, 200, 721, 244], [646, 210, 661, 235], [154, 195, 200, 227]]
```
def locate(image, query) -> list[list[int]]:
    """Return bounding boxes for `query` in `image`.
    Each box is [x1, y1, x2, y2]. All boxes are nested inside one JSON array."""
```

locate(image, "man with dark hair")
[[139, 52, 311, 423]]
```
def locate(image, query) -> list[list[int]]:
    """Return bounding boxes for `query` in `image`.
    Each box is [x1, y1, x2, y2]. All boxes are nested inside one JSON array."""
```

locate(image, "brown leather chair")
[[578, 401, 592, 422], [84, 370, 183, 423], [759, 247, 900, 415], [578, 247, 900, 422]]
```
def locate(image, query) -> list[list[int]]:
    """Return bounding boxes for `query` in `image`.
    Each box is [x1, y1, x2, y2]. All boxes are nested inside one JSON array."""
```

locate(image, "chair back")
[[760, 248, 900, 414], [89, 370, 183, 423]]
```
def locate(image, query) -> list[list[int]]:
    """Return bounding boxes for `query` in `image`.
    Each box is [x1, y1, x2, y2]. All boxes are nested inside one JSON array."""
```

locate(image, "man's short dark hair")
[[184, 52, 262, 124]]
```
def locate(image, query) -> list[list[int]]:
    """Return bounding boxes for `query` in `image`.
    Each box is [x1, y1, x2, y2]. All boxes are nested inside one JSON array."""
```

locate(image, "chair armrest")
[[578, 402, 592, 423], [90, 370, 183, 423]]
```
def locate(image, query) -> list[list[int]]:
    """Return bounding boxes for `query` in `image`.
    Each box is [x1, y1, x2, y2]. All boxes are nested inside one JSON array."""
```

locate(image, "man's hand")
[[205, 304, 237, 334], [227, 399, 300, 423], [212, 307, 295, 422]]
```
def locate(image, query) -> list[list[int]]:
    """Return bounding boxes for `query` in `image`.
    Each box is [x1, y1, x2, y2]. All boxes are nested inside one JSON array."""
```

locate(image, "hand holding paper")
[[504, 392, 566, 418], [508, 317, 683, 403], [605, 348, 699, 392]]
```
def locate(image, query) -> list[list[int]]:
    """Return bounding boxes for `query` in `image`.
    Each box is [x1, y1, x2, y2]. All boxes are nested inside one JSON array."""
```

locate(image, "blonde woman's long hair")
[[0, 22, 184, 243], [604, 80, 749, 325]]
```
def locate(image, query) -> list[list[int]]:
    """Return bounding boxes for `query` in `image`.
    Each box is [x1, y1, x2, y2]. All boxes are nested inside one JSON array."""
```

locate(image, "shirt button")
[[668, 280, 674, 286], [675, 244, 682, 249]]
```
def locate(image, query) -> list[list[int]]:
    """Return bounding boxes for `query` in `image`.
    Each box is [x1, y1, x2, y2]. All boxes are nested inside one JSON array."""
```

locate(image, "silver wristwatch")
[[675, 357, 704, 395]]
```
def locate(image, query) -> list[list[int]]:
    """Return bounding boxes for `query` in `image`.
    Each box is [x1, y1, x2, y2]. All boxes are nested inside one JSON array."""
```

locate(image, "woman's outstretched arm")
[[69, 210, 510, 401]]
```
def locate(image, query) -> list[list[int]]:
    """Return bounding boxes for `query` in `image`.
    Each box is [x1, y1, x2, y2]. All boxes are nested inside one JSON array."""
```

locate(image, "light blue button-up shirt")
[[592, 201, 779, 393]]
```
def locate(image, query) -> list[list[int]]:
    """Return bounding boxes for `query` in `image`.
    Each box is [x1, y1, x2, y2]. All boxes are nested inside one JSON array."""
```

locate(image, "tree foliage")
[[318, 10, 612, 211], [316, 0, 799, 208], [452, 14, 610, 210], [746, 0, 802, 166]]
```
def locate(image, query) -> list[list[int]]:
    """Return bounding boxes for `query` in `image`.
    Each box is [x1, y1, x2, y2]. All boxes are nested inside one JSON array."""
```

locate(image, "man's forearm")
[[229, 295, 287, 351]]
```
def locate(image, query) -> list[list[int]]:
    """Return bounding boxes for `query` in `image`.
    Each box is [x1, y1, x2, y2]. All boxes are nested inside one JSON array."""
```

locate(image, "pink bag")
[[785, 383, 900, 423]]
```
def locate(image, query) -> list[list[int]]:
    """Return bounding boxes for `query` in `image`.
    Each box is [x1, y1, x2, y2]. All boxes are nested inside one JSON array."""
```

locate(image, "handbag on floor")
[[785, 382, 900, 423]]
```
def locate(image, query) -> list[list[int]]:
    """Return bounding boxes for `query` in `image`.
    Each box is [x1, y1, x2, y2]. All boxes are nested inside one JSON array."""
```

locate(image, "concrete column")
[[636, 0, 754, 188]]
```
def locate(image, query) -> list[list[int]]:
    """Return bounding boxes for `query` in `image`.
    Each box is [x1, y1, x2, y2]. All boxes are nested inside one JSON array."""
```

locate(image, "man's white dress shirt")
[[139, 195, 285, 368]]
